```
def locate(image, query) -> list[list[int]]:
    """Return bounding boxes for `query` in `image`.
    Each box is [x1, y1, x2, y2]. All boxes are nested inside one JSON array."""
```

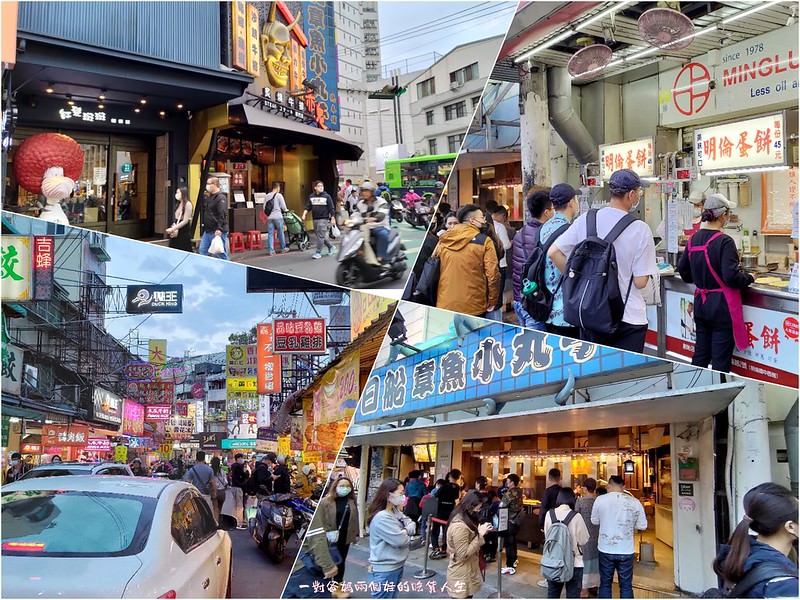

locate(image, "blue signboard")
[[354, 322, 659, 424], [301, 2, 339, 131]]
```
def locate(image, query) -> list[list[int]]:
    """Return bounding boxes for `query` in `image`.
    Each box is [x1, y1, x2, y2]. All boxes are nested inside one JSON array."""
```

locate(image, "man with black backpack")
[[511, 190, 553, 329], [548, 169, 657, 353]]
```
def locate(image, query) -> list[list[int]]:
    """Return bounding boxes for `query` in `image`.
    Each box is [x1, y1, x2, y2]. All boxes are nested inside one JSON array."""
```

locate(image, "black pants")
[[547, 566, 583, 598], [334, 542, 350, 584], [432, 508, 453, 550], [581, 322, 647, 353], [504, 526, 518, 568], [482, 530, 498, 559], [546, 323, 580, 340], [692, 318, 735, 373]]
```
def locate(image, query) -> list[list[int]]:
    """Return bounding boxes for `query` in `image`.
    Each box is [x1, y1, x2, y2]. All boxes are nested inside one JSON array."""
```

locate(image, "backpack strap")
[[604, 212, 639, 244], [586, 209, 599, 238], [729, 562, 798, 598], [561, 510, 577, 527], [472, 232, 488, 245]]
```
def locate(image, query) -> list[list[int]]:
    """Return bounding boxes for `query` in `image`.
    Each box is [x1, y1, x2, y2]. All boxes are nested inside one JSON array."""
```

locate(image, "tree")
[[228, 326, 257, 345]]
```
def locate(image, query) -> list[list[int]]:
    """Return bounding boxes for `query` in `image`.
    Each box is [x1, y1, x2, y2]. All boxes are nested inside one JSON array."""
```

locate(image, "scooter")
[[403, 201, 431, 228], [390, 198, 405, 223], [335, 214, 407, 287], [249, 492, 301, 563]]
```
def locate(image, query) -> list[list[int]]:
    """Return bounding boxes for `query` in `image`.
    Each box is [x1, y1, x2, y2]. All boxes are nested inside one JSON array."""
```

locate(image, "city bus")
[[384, 152, 457, 195]]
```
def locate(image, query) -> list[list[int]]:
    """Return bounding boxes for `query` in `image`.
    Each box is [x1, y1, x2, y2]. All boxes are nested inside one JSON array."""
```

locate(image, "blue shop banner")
[[300, 2, 340, 131], [355, 322, 659, 424]]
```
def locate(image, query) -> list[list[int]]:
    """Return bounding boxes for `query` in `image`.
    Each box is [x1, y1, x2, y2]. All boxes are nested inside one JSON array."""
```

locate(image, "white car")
[[20, 461, 134, 479], [1, 476, 233, 598]]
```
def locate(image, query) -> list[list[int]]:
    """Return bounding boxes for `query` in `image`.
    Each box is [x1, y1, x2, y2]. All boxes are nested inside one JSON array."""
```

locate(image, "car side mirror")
[[217, 515, 238, 531]]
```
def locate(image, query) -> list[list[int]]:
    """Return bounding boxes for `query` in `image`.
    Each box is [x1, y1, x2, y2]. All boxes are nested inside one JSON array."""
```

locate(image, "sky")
[[102, 238, 328, 359], [378, 0, 516, 75]]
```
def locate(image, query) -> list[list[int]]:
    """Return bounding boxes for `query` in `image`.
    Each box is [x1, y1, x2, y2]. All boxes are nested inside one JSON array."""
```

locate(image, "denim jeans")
[[198, 231, 229, 260], [547, 566, 583, 598], [512, 300, 546, 330], [598, 552, 634, 599], [267, 218, 286, 252], [283, 567, 332, 598], [368, 566, 404, 599], [372, 226, 391, 259]]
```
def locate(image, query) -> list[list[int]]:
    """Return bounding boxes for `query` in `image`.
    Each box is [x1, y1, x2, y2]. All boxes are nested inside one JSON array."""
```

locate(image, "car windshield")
[[21, 468, 89, 479], [1, 490, 154, 557]]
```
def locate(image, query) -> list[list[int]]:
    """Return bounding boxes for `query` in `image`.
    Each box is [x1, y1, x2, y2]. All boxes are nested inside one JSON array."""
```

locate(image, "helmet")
[[276, 454, 287, 465], [360, 181, 376, 193]]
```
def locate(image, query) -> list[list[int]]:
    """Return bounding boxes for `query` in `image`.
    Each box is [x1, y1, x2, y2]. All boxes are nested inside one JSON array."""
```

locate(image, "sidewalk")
[[339, 541, 688, 599]]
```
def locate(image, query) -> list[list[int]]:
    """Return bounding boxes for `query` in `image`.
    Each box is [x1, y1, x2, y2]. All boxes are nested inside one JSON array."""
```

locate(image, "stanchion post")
[[413, 515, 436, 579], [489, 506, 512, 598]]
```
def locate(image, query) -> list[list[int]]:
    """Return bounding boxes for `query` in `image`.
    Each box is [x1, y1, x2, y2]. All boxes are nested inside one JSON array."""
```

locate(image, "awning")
[[228, 104, 363, 162], [455, 150, 521, 171], [345, 381, 745, 446], [1, 404, 47, 421]]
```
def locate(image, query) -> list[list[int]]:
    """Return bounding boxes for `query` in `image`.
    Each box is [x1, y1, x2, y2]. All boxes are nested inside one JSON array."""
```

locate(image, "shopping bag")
[[330, 223, 341, 239], [208, 234, 225, 255]]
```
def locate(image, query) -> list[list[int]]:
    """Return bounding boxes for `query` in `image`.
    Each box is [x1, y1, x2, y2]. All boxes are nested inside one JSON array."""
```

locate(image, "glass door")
[[109, 138, 153, 238]]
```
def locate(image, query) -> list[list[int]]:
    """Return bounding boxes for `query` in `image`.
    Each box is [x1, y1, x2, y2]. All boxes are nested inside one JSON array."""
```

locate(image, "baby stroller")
[[282, 210, 310, 251]]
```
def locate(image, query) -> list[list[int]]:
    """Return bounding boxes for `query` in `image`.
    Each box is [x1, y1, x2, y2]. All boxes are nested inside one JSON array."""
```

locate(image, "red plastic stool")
[[245, 230, 263, 250], [229, 232, 245, 253]]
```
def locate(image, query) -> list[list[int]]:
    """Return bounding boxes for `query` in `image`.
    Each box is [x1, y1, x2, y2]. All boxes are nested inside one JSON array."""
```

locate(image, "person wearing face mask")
[[710, 482, 798, 598], [549, 169, 658, 353], [677, 193, 754, 373], [302, 180, 336, 260], [445, 491, 493, 599], [229, 453, 249, 528], [319, 476, 360, 598], [433, 204, 500, 317], [367, 478, 415, 599], [165, 186, 193, 252], [198, 177, 229, 259], [4, 452, 30, 484]]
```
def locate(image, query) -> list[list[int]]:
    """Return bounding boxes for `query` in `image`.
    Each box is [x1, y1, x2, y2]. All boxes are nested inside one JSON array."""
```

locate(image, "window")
[[428, 139, 438, 154], [171, 490, 216, 554], [416, 77, 436, 99], [448, 134, 465, 153], [449, 62, 480, 85], [472, 96, 481, 109], [444, 101, 467, 121], [426, 110, 434, 126]]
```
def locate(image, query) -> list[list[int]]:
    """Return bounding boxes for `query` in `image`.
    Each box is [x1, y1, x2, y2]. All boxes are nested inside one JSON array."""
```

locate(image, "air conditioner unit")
[[450, 81, 463, 90]]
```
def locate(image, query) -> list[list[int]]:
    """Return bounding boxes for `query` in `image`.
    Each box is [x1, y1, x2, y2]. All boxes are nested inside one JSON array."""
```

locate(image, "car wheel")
[[225, 552, 232, 598]]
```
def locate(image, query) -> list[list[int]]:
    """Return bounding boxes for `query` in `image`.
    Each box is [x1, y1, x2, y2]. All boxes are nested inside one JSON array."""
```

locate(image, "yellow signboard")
[[277, 435, 291, 457], [114, 445, 128, 463], [158, 443, 173, 457], [246, 4, 261, 77], [227, 377, 257, 392], [148, 339, 168, 365], [350, 292, 395, 338], [303, 451, 322, 464]]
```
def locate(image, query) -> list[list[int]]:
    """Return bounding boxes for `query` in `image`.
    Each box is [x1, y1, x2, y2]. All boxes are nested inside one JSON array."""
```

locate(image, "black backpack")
[[701, 562, 798, 598], [522, 223, 570, 322], [562, 209, 637, 334], [264, 192, 276, 215]]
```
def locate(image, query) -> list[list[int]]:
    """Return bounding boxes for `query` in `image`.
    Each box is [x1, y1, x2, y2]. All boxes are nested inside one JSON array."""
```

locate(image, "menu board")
[[761, 168, 797, 235]]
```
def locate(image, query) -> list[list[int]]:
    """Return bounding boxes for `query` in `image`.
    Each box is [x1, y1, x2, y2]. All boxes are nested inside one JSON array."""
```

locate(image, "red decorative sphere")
[[13, 133, 84, 194]]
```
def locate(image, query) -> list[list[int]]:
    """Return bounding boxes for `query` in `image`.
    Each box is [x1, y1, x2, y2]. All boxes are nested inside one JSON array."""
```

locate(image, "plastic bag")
[[208, 234, 225, 255], [330, 223, 341, 239]]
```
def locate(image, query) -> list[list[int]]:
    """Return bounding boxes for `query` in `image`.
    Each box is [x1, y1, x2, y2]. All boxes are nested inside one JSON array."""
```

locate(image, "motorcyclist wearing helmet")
[[356, 181, 392, 265], [296, 463, 318, 497], [272, 454, 292, 494]]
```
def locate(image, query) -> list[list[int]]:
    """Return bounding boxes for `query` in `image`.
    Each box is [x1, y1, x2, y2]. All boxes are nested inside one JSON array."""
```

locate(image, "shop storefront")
[[346, 319, 765, 595], [450, 150, 522, 217]]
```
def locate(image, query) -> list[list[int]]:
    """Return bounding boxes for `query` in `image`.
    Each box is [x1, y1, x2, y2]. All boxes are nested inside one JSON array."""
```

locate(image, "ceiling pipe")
[[546, 67, 598, 165]]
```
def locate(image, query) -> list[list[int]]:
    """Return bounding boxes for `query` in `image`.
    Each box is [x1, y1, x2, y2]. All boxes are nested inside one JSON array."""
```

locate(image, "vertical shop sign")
[[301, 2, 339, 131], [246, 3, 261, 76], [1, 415, 9, 447], [122, 400, 145, 437], [148, 339, 168, 365], [1, 342, 24, 396], [312, 351, 359, 424], [256, 323, 282, 393], [1, 236, 32, 300], [115, 445, 128, 463], [231, 0, 248, 71], [32, 236, 54, 300]]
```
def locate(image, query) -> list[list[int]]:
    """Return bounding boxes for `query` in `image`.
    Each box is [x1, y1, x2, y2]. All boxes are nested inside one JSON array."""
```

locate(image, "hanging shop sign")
[[2, 416, 9, 448], [126, 381, 175, 405], [312, 351, 359, 425], [664, 289, 798, 388], [301, 1, 339, 131], [231, 1, 248, 71], [115, 445, 128, 463], [21, 442, 42, 454], [93, 387, 122, 426], [227, 377, 258, 392], [123, 362, 156, 382], [148, 339, 168, 365], [157, 363, 188, 384], [2, 342, 24, 396], [175, 402, 189, 417], [32, 236, 54, 300], [191, 432, 224, 450], [122, 400, 145, 437], [599, 138, 655, 180], [227, 412, 258, 439], [221, 438, 258, 450], [311, 291, 345, 305], [126, 285, 183, 314], [1, 235, 32, 301], [164, 415, 193, 440], [695, 113, 786, 173], [85, 437, 112, 452], [191, 382, 206, 399], [350, 294, 395, 338], [42, 424, 89, 447], [256, 323, 282, 393], [273, 318, 326, 353], [354, 322, 660, 424], [228, 390, 259, 412], [246, 3, 261, 76], [226, 344, 258, 377], [659, 24, 799, 127]]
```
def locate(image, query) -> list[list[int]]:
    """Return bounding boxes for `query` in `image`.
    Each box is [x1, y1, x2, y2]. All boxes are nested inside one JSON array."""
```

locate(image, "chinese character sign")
[[599, 138, 655, 180], [33, 236, 54, 300], [1, 236, 32, 301], [43, 424, 89, 447], [85, 437, 112, 452], [696, 113, 786, 172], [273, 318, 327, 354], [126, 381, 175, 405], [122, 400, 145, 436], [145, 404, 172, 421], [226, 344, 258, 377], [257, 323, 282, 394], [148, 339, 168, 365], [2, 342, 24, 396]]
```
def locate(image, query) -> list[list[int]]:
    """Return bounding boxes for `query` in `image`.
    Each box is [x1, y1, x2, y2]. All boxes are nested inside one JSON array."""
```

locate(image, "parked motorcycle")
[[403, 201, 431, 228], [390, 198, 405, 223], [249, 492, 314, 563], [335, 214, 407, 287]]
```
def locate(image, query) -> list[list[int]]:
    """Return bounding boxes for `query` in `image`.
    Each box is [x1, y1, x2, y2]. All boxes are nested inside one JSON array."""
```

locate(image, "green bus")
[[384, 153, 457, 195]]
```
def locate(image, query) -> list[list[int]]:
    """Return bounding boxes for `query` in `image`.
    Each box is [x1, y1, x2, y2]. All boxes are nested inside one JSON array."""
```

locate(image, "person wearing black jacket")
[[198, 176, 229, 259], [251, 455, 274, 495], [302, 180, 336, 259], [272, 455, 292, 494], [430, 469, 462, 559], [678, 193, 754, 373], [539, 468, 562, 529]]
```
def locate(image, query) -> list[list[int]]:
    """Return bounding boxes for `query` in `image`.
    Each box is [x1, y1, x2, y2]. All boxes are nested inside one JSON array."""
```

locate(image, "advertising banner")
[[695, 113, 786, 173], [32, 236, 54, 300], [226, 344, 258, 377], [273, 318, 327, 353], [658, 24, 799, 126], [664, 289, 798, 387], [227, 412, 258, 439], [227, 377, 257, 392], [256, 323, 282, 394], [350, 294, 395, 338], [126, 381, 175, 405], [599, 138, 655, 180], [1, 235, 32, 301], [122, 400, 145, 437], [1, 342, 24, 396], [301, 1, 340, 130], [93, 387, 122, 426], [42, 424, 89, 447], [86, 437, 112, 452], [312, 351, 359, 425], [126, 285, 183, 314]]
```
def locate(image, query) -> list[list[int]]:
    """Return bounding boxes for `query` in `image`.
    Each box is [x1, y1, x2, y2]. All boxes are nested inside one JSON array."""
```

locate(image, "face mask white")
[[388, 492, 405, 507], [175, 193, 181, 201], [11, 460, 20, 466], [337, 486, 352, 497], [206, 185, 213, 192]]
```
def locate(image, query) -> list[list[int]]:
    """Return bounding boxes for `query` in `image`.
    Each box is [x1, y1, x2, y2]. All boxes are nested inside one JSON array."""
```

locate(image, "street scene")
[[1, 212, 396, 598], [1, 1, 515, 293], [287, 302, 797, 599], [405, 1, 799, 386]]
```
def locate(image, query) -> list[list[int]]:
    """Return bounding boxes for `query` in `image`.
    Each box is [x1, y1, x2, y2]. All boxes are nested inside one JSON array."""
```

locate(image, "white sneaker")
[[505, 567, 516, 575]]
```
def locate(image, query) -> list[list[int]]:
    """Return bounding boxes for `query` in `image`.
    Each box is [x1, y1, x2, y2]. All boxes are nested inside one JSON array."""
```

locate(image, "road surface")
[[230, 527, 300, 598]]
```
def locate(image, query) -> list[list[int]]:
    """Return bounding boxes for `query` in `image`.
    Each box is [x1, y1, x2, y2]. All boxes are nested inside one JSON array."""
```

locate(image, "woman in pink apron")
[[677, 193, 754, 372]]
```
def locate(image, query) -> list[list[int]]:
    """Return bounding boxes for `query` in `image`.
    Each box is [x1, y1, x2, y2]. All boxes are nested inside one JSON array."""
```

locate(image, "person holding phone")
[[446, 491, 493, 599]]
